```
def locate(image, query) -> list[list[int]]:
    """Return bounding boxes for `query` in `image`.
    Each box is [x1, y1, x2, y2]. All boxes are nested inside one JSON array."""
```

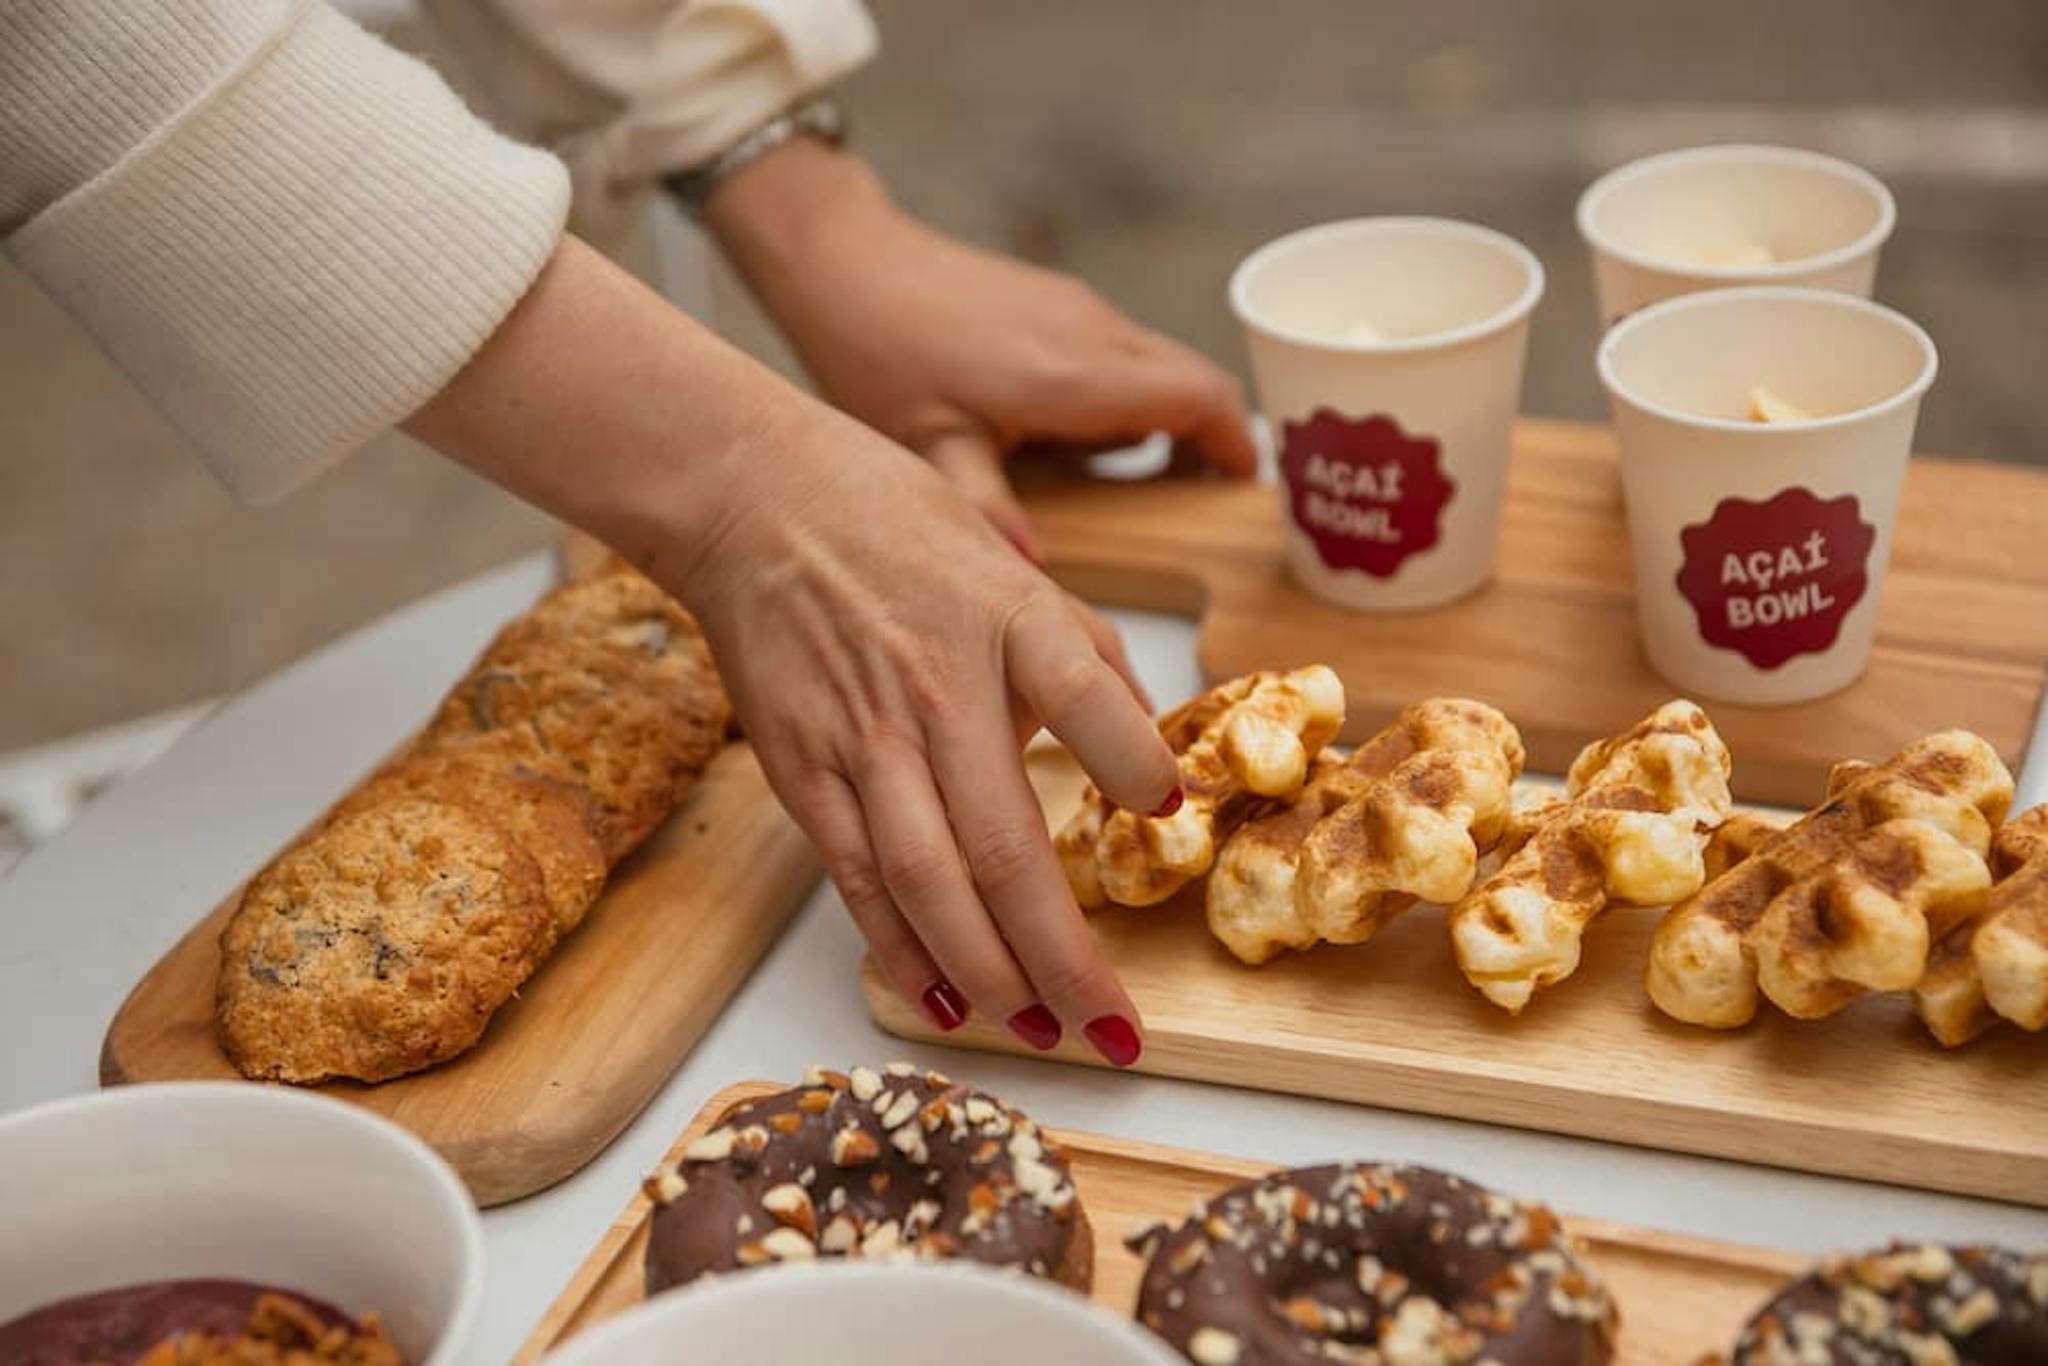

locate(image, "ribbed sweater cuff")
[[9, 1, 570, 502]]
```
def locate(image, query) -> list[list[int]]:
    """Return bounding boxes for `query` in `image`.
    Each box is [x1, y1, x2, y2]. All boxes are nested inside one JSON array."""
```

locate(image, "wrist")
[[705, 138, 893, 280]]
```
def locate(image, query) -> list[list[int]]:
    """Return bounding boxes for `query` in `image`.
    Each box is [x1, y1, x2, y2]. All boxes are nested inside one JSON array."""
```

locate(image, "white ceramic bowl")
[[0, 1083, 484, 1365], [543, 1261, 1184, 1366]]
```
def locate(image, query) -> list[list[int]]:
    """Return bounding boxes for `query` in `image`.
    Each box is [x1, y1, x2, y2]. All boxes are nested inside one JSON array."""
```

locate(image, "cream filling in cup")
[[1598, 286, 1937, 706], [1230, 217, 1544, 612], [1577, 144, 1895, 326]]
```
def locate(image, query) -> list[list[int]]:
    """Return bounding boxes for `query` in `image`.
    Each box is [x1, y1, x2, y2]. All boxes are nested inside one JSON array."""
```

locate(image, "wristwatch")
[[662, 97, 849, 219]]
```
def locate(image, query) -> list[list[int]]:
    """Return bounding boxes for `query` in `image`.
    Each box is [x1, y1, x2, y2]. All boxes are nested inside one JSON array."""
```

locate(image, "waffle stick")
[[1915, 804, 2048, 1045], [1056, 666, 1345, 909], [1646, 732, 2012, 1030], [1448, 701, 1734, 1014], [1204, 699, 1525, 965]]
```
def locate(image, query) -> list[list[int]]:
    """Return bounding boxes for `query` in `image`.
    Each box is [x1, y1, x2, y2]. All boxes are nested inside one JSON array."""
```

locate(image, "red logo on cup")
[[1279, 409, 1456, 578], [1674, 487, 1876, 670]]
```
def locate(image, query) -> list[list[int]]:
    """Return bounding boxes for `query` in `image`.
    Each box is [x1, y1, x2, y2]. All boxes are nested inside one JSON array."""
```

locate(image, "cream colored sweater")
[[0, 0, 875, 501]]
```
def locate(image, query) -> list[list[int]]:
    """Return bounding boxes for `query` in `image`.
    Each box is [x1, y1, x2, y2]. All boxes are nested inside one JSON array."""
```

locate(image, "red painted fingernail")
[[920, 980, 969, 1032], [1152, 786, 1185, 819], [1085, 1015, 1142, 1067], [1006, 1004, 1063, 1051]]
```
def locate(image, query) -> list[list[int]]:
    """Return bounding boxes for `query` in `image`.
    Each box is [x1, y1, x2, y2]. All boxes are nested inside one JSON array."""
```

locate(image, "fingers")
[[921, 428, 1042, 565], [1068, 595, 1153, 714], [852, 735, 1057, 1037], [1029, 333, 1257, 481], [1124, 334, 1260, 479], [787, 768, 968, 1033], [928, 702, 1144, 1067], [1006, 596, 1179, 816]]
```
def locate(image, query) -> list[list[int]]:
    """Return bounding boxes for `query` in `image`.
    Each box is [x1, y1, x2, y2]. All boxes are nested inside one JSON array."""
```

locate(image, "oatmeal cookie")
[[330, 753, 607, 942], [217, 797, 553, 1083], [428, 639, 725, 861]]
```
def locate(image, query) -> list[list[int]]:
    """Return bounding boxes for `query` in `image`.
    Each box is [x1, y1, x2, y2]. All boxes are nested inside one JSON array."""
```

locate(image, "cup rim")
[[0, 1083, 486, 1366], [1576, 143, 1897, 283], [1228, 215, 1546, 355], [1596, 284, 1937, 436], [543, 1260, 1184, 1364]]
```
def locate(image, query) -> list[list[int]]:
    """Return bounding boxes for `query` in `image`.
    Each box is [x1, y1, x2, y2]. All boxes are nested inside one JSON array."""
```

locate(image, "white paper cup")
[[1599, 287, 1937, 705], [1578, 144, 1895, 326], [544, 1261, 1184, 1365], [1230, 217, 1544, 611], [0, 1084, 484, 1365]]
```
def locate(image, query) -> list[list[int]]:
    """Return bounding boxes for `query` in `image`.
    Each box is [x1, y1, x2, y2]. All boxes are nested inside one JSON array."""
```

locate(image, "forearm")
[[402, 234, 837, 586]]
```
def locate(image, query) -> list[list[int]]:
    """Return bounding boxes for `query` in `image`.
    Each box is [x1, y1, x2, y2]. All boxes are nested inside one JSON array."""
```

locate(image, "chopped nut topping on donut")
[[904, 1198, 943, 1239], [1187, 1326, 1242, 1365], [1733, 1243, 2048, 1366], [890, 1123, 929, 1164], [682, 1127, 735, 1162], [878, 1089, 920, 1130], [760, 1183, 816, 1238], [861, 1220, 902, 1257], [831, 1124, 881, 1167], [643, 1166, 688, 1204], [1133, 1163, 1616, 1366], [759, 1227, 816, 1261], [819, 1214, 859, 1254], [645, 1067, 1087, 1299], [1937, 1287, 1999, 1336]]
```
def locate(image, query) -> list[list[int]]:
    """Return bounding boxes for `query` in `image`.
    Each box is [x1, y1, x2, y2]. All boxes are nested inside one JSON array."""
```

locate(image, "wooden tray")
[[865, 746, 2048, 1207], [520, 1081, 1809, 1366], [100, 576, 824, 1206], [1017, 418, 2048, 808]]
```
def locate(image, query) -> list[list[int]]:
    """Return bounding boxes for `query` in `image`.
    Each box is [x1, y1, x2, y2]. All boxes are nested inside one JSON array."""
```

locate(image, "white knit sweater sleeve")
[[0, 0, 571, 502]]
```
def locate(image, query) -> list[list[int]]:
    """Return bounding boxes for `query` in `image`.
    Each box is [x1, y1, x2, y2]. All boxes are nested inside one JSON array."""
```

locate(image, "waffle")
[[1647, 732, 2011, 1030], [1448, 700, 1733, 1013], [1055, 666, 1346, 908], [1204, 699, 1524, 965], [1915, 804, 2048, 1045]]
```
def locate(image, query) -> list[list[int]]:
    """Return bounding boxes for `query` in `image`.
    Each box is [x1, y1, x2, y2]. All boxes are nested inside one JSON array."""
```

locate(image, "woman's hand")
[[407, 237, 1174, 1065], [679, 403, 1177, 1063], [706, 140, 1257, 558]]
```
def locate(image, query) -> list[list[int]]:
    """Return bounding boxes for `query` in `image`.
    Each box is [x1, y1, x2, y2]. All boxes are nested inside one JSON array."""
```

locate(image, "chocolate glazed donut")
[[1732, 1244, 2047, 1365], [1129, 1163, 1615, 1365], [644, 1064, 1092, 1293]]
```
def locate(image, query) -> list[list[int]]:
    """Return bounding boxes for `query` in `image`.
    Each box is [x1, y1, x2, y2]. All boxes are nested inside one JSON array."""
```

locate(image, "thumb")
[[921, 428, 1043, 565]]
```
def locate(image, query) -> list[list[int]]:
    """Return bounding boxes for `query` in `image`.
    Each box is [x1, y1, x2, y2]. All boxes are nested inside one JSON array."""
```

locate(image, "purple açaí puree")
[[0, 1279, 353, 1364]]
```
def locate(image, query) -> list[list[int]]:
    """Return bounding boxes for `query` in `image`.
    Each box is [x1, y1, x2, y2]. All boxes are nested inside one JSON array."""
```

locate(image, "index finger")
[[1004, 595, 1179, 817]]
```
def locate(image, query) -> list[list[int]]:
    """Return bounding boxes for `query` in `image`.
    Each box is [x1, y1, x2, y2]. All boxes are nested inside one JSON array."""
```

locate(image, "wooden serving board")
[[865, 747, 2048, 1207], [1017, 418, 2048, 808], [520, 1081, 1810, 1366], [101, 578, 825, 1206]]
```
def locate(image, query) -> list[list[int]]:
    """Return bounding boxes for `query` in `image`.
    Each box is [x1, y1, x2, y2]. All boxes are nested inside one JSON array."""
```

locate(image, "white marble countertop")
[[2, 552, 2043, 1365]]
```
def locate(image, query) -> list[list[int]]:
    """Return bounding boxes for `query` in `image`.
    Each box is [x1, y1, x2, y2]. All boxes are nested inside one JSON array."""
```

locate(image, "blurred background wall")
[[3, 0, 2044, 775]]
